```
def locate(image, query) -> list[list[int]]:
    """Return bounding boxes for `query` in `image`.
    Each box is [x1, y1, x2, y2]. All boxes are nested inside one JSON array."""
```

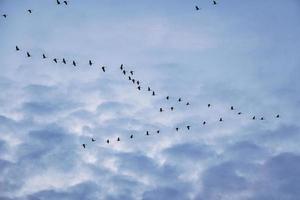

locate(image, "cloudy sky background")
[[1, 0, 300, 199]]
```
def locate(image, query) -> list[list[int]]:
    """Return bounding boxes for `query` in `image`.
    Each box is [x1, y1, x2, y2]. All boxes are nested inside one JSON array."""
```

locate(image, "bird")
[[231, 106, 234, 110], [157, 130, 160, 134], [276, 114, 280, 118], [130, 70, 134, 75], [203, 121, 206, 125], [238, 112, 242, 115], [26, 52, 31, 57], [27, 9, 32, 14], [89, 60, 92, 66], [252, 116, 256, 120], [63, 0, 68, 5], [16, 46, 20, 51], [91, 138, 96, 142], [219, 118, 223, 122], [106, 139, 109, 144], [152, 91, 155, 96], [56, 0, 61, 5], [120, 64, 123, 70], [186, 102, 190, 106], [146, 131, 149, 136], [208, 104, 211, 107], [137, 86, 141, 90], [82, 144, 86, 148], [178, 98, 182, 102], [53, 58, 58, 63], [102, 66, 106, 72], [123, 70, 126, 75], [62, 58, 66, 64], [42, 54, 46, 59], [170, 107, 174, 111], [260, 117, 264, 120], [72, 61, 76, 66], [213, 1, 217, 5], [176, 127, 179, 131], [137, 80, 140, 85], [187, 125, 190, 130], [130, 134, 133, 139], [195, 6, 200, 11], [148, 87, 151, 91], [2, 14, 7, 18], [132, 79, 135, 84], [160, 108, 163, 112], [166, 96, 169, 100], [128, 76, 131, 80], [117, 137, 120, 141]]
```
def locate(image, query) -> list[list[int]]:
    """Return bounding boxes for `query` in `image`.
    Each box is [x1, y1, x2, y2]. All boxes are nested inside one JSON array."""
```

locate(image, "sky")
[[0, 0, 300, 199]]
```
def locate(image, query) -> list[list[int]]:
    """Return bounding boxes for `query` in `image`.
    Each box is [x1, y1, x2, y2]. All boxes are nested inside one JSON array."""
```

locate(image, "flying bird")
[[128, 76, 131, 80], [57, 0, 61, 5], [63, 0, 68, 5], [62, 58, 66, 64], [276, 114, 280, 118], [219, 118, 223, 122], [16, 46, 20, 51], [120, 64, 123, 70], [26, 52, 31, 57], [176, 127, 179, 131], [146, 131, 149, 136], [208, 104, 211, 107], [2, 14, 7, 18], [102, 66, 106, 72], [238, 112, 242, 115], [130, 70, 134, 75], [178, 98, 182, 102], [137, 80, 140, 85], [187, 125, 190, 130], [260, 117, 264, 120], [148, 87, 151, 91], [166, 96, 169, 100], [157, 130, 160, 134], [117, 137, 120, 141], [27, 9, 32, 14], [72, 61, 76, 66], [53, 58, 58, 63], [213, 1, 217, 5], [231, 106, 234, 110], [152, 91, 155, 96], [203, 121, 206, 125], [137, 86, 141, 90], [91, 138, 96, 142], [130, 134, 133, 139], [195, 6, 200, 11], [89, 60, 92, 66], [132, 79, 135, 84], [170, 107, 174, 111], [42, 54, 46, 59], [82, 144, 86, 148], [252, 116, 256, 120], [186, 102, 190, 106], [160, 108, 163, 112], [106, 139, 109, 144]]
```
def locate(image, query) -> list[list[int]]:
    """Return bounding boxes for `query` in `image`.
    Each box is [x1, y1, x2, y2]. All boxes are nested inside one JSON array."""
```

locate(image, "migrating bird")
[[178, 98, 182, 102], [137, 80, 140, 85], [203, 121, 206, 125], [26, 52, 31, 57], [106, 139, 109, 144], [238, 112, 242, 115], [187, 125, 190, 130], [63, 0, 68, 5], [53, 58, 58, 63], [89, 60, 92, 66], [252, 116, 256, 120], [57, 0, 61, 5], [146, 131, 149, 136], [208, 104, 211, 107], [157, 130, 160, 134], [130, 70, 134, 75], [176, 127, 179, 131], [213, 1, 217, 5], [117, 137, 120, 141], [82, 144, 86, 148], [276, 114, 280, 118], [137, 86, 141, 90], [219, 118, 223, 122], [72, 61, 76, 66], [231, 106, 234, 110], [170, 107, 174, 111], [91, 138, 96, 142], [260, 117, 264, 120], [130, 135, 133, 139], [102, 66, 106, 72], [166, 96, 169, 100], [148, 87, 151, 91], [16, 46, 20, 51], [62, 58, 66, 64], [2, 14, 7, 18], [27, 9, 32, 14], [160, 108, 163, 112], [152, 91, 155, 96], [120, 64, 123, 70], [186, 102, 190, 106], [128, 76, 131, 80], [132, 79, 135, 84], [123, 70, 126, 75], [42, 54, 46, 59], [195, 5, 200, 11]]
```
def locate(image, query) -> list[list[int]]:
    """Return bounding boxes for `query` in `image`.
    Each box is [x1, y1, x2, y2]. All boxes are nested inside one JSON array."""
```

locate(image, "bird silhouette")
[[91, 138, 96, 142], [72, 61, 76, 66], [170, 107, 174, 111], [195, 6, 200, 10], [146, 131, 149, 136], [130, 134, 133, 139], [148, 87, 151, 91], [89, 60, 92, 66], [53, 58, 58, 63], [260, 117, 264, 120], [178, 98, 182, 102], [57, 0, 61, 5], [231, 106, 234, 110], [213, 1, 217, 5], [122, 70, 126, 75], [106, 139, 109, 144], [16, 46, 20, 51], [152, 91, 155, 96], [2, 14, 7, 18], [128, 76, 131, 80], [166, 96, 169, 100], [82, 144, 86, 148], [130, 70, 134, 75], [63, 0, 68, 5], [27, 9, 32, 14], [252, 116, 256, 120], [176, 127, 179, 131], [137, 86, 141, 90], [203, 121, 206, 125], [62, 58, 66, 64], [137, 80, 140, 85], [219, 118, 223, 122], [102, 66, 106, 72], [276, 114, 280, 118], [120, 64, 123, 70], [26, 52, 31, 57], [42, 54, 46, 59], [132, 79, 135, 84], [157, 130, 160, 134], [117, 137, 120, 141], [186, 102, 190, 106], [187, 125, 190, 130], [238, 112, 242, 115], [160, 108, 163, 112], [208, 104, 211, 107]]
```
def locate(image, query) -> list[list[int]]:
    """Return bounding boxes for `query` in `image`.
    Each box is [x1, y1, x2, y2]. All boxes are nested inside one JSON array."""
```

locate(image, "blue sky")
[[1, 0, 300, 199]]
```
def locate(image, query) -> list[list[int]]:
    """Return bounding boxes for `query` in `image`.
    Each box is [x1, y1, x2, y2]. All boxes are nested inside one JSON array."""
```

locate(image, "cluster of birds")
[[1, 0, 68, 19], [14, 46, 281, 148], [195, 0, 217, 11]]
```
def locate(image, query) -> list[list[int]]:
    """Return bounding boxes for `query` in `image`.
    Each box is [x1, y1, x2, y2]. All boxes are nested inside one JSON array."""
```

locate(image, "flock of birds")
[[14, 46, 281, 148], [2, 0, 281, 149]]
